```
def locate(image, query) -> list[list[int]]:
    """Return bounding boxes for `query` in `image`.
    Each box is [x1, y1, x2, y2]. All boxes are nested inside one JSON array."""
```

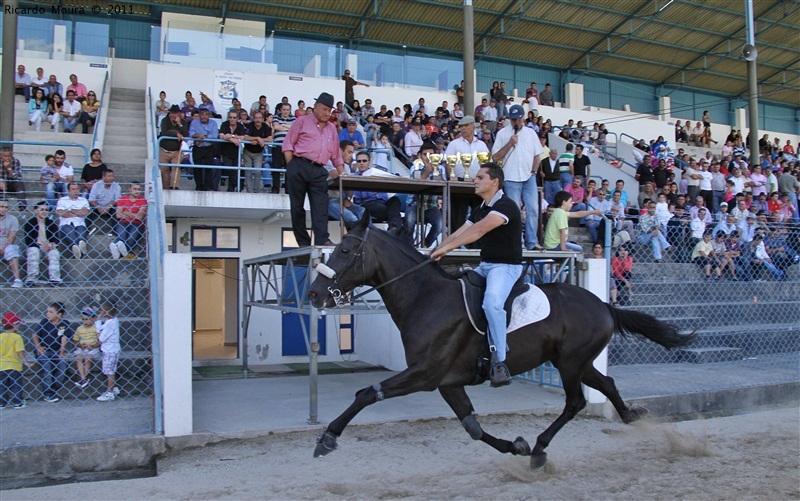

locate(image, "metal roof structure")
[[42, 0, 800, 105]]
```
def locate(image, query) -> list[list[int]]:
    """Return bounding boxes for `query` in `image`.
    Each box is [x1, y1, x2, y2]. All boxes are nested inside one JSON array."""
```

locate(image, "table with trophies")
[[334, 151, 494, 242]]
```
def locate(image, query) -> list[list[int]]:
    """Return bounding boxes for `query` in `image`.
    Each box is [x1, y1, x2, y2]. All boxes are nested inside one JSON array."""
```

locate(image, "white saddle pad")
[[506, 285, 551, 333]]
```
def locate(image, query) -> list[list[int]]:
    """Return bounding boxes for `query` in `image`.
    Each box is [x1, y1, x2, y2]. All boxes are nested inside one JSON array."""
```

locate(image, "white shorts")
[[2, 244, 20, 261], [101, 353, 119, 375], [74, 347, 99, 358]]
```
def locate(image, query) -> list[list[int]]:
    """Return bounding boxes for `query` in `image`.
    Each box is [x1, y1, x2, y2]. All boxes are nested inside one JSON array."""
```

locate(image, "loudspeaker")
[[741, 44, 758, 61]]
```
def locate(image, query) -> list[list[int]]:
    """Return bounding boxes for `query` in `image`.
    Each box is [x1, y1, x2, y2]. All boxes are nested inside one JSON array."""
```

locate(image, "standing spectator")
[[24, 202, 62, 285], [557, 143, 575, 189], [777, 167, 800, 223], [66, 74, 88, 101], [56, 182, 90, 259], [404, 119, 424, 160], [684, 159, 702, 202], [14, 65, 31, 102], [1, 147, 28, 210], [79, 91, 100, 133], [42, 74, 63, 98], [155, 90, 170, 121], [610, 247, 633, 306], [81, 149, 108, 194], [0, 201, 23, 288], [491, 104, 543, 250], [0, 312, 33, 409], [189, 108, 221, 191], [110, 181, 147, 259], [635, 154, 654, 192], [88, 169, 121, 232], [342, 69, 369, 107], [539, 83, 554, 107], [697, 160, 714, 211], [294, 100, 306, 118], [282, 92, 344, 247], [218, 110, 248, 192], [28, 88, 49, 131], [540, 148, 561, 206], [72, 308, 99, 389], [60, 90, 82, 133], [572, 144, 592, 187], [158, 105, 188, 190], [241, 111, 272, 194], [271, 102, 295, 194], [95, 302, 121, 402], [749, 165, 768, 198], [31, 302, 72, 403]]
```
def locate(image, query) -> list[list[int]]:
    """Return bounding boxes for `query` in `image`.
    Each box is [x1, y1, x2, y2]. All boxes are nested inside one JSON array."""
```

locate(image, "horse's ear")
[[352, 208, 371, 233]]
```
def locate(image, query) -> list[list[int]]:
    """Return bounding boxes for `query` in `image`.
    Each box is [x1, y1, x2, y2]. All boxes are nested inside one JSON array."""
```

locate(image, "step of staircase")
[[676, 346, 743, 364]]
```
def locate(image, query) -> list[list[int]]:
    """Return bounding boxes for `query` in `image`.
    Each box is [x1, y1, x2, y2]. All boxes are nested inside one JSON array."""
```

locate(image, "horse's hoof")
[[530, 452, 547, 469], [512, 436, 531, 456], [313, 431, 338, 458], [623, 405, 649, 424]]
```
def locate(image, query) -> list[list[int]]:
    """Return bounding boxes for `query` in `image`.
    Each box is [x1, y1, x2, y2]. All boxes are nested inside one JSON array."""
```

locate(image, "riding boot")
[[489, 361, 511, 387]]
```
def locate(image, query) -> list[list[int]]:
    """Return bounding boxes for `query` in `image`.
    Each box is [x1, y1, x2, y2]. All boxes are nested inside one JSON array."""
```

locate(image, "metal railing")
[[90, 71, 110, 152], [0, 140, 90, 167]]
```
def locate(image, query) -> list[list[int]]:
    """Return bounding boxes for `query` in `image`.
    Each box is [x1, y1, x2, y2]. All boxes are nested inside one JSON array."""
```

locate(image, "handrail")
[[91, 70, 110, 152], [0, 140, 90, 166], [146, 87, 157, 162], [147, 161, 166, 435]]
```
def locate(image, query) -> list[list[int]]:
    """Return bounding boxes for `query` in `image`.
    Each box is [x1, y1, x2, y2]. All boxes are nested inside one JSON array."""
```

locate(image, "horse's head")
[[309, 210, 373, 309]]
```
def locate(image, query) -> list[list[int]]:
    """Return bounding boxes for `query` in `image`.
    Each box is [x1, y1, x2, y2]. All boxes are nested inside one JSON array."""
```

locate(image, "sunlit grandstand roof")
[[46, 0, 800, 105]]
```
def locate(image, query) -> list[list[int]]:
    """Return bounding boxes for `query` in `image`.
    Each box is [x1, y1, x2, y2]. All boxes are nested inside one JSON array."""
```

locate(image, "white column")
[[304, 55, 321, 78], [582, 258, 609, 404], [658, 96, 671, 121], [734, 107, 747, 134], [345, 53, 358, 79], [162, 253, 194, 437], [564, 82, 584, 110]]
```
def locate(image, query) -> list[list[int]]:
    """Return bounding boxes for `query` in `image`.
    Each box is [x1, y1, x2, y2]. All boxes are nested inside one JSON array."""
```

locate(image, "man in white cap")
[[491, 104, 543, 250]]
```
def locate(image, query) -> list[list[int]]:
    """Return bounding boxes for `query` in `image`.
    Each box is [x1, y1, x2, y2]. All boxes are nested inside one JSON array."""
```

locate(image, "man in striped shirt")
[[271, 103, 295, 194]]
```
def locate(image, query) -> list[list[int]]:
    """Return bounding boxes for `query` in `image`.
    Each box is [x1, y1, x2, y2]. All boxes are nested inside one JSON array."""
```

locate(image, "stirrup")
[[489, 362, 512, 387]]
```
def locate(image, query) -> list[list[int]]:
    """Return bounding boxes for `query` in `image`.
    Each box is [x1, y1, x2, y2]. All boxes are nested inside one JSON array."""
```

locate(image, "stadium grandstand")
[[0, 0, 798, 469]]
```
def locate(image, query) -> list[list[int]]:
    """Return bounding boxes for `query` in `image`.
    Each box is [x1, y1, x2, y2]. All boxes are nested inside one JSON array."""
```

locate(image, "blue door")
[[280, 263, 326, 356]]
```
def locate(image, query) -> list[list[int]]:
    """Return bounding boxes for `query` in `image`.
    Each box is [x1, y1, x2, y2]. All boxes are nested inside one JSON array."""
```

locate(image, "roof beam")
[[475, 0, 540, 64], [473, 0, 519, 52], [673, 0, 799, 31]]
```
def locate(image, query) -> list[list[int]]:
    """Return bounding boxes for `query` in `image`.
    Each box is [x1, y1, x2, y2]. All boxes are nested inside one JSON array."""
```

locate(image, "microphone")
[[514, 124, 520, 134]]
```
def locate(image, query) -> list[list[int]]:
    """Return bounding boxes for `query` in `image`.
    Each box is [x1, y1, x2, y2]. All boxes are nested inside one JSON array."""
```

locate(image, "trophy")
[[428, 153, 442, 179], [460, 153, 473, 180], [445, 155, 459, 179], [412, 158, 425, 178], [476, 151, 490, 164]]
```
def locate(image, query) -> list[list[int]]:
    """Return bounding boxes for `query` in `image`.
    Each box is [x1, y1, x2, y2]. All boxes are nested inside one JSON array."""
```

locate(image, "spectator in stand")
[[749, 233, 783, 280], [692, 230, 722, 280], [689, 121, 703, 147], [543, 191, 602, 252], [690, 207, 709, 249], [189, 108, 221, 191], [294, 100, 306, 118], [79, 91, 99, 134], [572, 144, 591, 187], [674, 120, 687, 143], [749, 165, 768, 198], [710, 162, 726, 213], [14, 65, 31, 102], [637, 200, 672, 262], [31, 302, 72, 403], [40, 155, 59, 209], [1, 148, 27, 210], [0, 201, 23, 288], [271, 102, 296, 194], [777, 167, 800, 223], [155, 91, 170, 121], [590, 242, 604, 259], [540, 83, 555, 107], [731, 140, 747, 159], [250, 95, 268, 118], [565, 175, 587, 209], [51, 149, 74, 202], [71, 308, 99, 389], [540, 148, 561, 205], [342, 69, 369, 106], [81, 148, 108, 194], [783, 140, 796, 161], [714, 211, 738, 237], [47, 92, 64, 132], [66, 74, 87, 101], [585, 187, 607, 243], [557, 143, 575, 189], [88, 169, 121, 233], [653, 158, 669, 192], [199, 92, 221, 118], [218, 110, 248, 192], [95, 302, 122, 402], [697, 160, 714, 210], [158, 105, 188, 190], [339, 118, 365, 149], [405, 141, 442, 247], [610, 246, 633, 306], [240, 110, 272, 194], [28, 88, 49, 131], [638, 182, 657, 209], [31, 67, 47, 94], [731, 198, 752, 224], [684, 159, 702, 202], [767, 191, 781, 221], [444, 115, 488, 179], [667, 205, 692, 262], [655, 192, 672, 230], [777, 193, 796, 223], [43, 75, 64, 99], [0, 312, 33, 409], [404, 119, 424, 160], [180, 96, 200, 122], [110, 181, 147, 259], [352, 152, 403, 235], [24, 202, 62, 285], [60, 90, 82, 133], [361, 99, 376, 118], [56, 182, 90, 259]]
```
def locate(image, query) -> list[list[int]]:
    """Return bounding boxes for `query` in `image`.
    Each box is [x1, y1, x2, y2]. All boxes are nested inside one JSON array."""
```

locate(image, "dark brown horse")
[[309, 212, 693, 468]]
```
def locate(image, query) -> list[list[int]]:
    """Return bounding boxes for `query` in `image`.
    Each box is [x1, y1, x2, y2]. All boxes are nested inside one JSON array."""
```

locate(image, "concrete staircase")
[[100, 88, 147, 183]]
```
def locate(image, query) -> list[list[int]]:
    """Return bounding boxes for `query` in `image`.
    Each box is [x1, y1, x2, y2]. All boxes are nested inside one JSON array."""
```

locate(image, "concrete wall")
[[9, 57, 110, 96], [110, 57, 147, 89]]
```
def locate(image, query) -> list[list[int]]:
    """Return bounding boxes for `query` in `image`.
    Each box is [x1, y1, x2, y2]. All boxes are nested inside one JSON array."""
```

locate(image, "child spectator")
[[31, 302, 72, 402], [712, 232, 735, 279], [0, 200, 23, 288], [72, 308, 100, 389], [692, 231, 722, 280], [610, 246, 633, 307], [655, 192, 671, 229], [96, 301, 121, 402], [543, 191, 603, 252], [40, 154, 60, 209], [777, 193, 796, 223], [1, 312, 33, 409]]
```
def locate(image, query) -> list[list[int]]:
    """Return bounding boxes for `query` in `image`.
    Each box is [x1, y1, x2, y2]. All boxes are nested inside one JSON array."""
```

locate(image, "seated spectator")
[[692, 231, 722, 280], [777, 193, 796, 222], [749, 233, 784, 280], [32, 302, 72, 403], [88, 170, 121, 233], [42, 74, 63, 98], [714, 213, 739, 237], [81, 148, 108, 194], [79, 91, 100, 134], [543, 191, 602, 252], [610, 246, 633, 306], [28, 88, 49, 131], [1, 147, 28, 210], [711, 232, 735, 279], [181, 96, 199, 121], [66, 74, 88, 101], [14, 65, 31, 101], [585, 187, 606, 243], [638, 182, 657, 209], [327, 141, 365, 228], [637, 200, 672, 262], [724, 230, 747, 280], [667, 205, 692, 262], [738, 213, 758, 243], [56, 182, 90, 259], [72, 308, 100, 389], [47, 92, 64, 132], [674, 120, 687, 143], [199, 92, 221, 117], [295, 100, 306, 118], [352, 151, 403, 235], [339, 118, 365, 149], [49, 149, 74, 206], [250, 95, 268, 118], [60, 90, 82, 133], [24, 202, 62, 285], [0, 201, 23, 288], [730, 199, 752, 223], [110, 181, 147, 259], [40, 155, 60, 209], [155, 90, 170, 121], [689, 196, 713, 223], [404, 142, 443, 248]]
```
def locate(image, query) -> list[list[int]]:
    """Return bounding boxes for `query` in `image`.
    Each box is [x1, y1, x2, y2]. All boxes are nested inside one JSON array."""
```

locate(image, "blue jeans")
[[116, 222, 145, 251], [0, 370, 24, 406], [37, 350, 66, 398], [637, 230, 671, 260], [59, 224, 88, 249], [757, 259, 784, 280], [548, 242, 583, 252], [62, 115, 79, 132], [328, 198, 365, 224], [474, 261, 523, 363], [788, 192, 799, 223], [570, 202, 588, 224], [405, 205, 442, 248], [503, 176, 539, 248], [544, 180, 560, 206], [559, 172, 573, 189], [586, 219, 601, 243], [45, 182, 66, 209]]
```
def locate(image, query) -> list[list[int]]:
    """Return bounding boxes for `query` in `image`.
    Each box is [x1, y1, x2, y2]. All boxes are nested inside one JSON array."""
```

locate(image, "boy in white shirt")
[[96, 301, 121, 402]]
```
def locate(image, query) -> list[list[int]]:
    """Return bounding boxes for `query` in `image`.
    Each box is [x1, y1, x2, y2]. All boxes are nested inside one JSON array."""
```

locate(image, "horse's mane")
[[369, 225, 455, 280]]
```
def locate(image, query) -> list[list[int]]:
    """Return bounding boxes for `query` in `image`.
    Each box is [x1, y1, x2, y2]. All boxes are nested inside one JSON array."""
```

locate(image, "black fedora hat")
[[315, 92, 335, 108], [168, 104, 181, 113]]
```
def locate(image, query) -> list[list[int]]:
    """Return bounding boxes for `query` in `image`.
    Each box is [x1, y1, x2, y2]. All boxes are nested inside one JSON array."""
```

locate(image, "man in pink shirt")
[[66, 74, 87, 102], [283, 92, 344, 247]]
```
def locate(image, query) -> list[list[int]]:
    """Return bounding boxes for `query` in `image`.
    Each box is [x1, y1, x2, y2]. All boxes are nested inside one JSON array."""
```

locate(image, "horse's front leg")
[[314, 365, 442, 458], [438, 386, 531, 456]]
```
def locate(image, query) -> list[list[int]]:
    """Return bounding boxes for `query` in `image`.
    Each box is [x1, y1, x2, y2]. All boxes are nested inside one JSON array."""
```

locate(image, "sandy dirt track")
[[5, 405, 799, 500]]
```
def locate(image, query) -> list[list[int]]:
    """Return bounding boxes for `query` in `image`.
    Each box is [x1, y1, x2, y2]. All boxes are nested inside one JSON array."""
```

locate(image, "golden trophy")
[[412, 158, 425, 178], [476, 151, 490, 164], [460, 153, 473, 180], [445, 155, 459, 179], [428, 153, 442, 178]]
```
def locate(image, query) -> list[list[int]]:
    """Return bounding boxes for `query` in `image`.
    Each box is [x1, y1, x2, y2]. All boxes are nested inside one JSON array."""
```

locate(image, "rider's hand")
[[430, 246, 447, 261]]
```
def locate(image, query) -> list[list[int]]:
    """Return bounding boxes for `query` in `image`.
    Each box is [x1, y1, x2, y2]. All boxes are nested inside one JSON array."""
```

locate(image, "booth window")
[[191, 226, 240, 252]]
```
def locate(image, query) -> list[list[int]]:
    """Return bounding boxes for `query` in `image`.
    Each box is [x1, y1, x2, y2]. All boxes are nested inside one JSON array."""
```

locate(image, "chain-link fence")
[[0, 182, 154, 448], [607, 215, 800, 397]]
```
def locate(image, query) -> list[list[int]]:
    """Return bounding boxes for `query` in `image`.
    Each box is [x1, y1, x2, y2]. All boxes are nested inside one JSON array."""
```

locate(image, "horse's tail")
[[606, 304, 695, 349]]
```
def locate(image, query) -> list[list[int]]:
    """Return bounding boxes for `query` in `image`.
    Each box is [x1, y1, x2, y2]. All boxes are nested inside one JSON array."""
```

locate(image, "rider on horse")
[[431, 163, 522, 387]]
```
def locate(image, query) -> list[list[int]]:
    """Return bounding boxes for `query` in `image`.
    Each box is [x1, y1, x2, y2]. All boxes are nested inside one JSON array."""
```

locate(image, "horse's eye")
[[341, 248, 350, 254]]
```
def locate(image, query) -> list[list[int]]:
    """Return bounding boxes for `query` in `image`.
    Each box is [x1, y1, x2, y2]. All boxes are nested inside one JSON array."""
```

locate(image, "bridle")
[[314, 227, 435, 307]]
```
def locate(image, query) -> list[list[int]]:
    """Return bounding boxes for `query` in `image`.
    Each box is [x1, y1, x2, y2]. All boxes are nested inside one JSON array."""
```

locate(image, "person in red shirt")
[[610, 246, 633, 306], [110, 181, 147, 259]]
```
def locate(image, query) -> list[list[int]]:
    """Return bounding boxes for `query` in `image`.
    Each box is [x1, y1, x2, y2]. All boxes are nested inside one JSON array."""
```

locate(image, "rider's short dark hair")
[[480, 162, 504, 189]]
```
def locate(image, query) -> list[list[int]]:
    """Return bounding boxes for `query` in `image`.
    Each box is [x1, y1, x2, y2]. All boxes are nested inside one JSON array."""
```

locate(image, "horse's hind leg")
[[439, 386, 531, 456], [581, 366, 644, 424], [530, 369, 586, 469]]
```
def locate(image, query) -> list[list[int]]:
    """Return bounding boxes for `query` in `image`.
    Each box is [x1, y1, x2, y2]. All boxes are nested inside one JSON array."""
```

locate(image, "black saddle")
[[458, 270, 529, 335]]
